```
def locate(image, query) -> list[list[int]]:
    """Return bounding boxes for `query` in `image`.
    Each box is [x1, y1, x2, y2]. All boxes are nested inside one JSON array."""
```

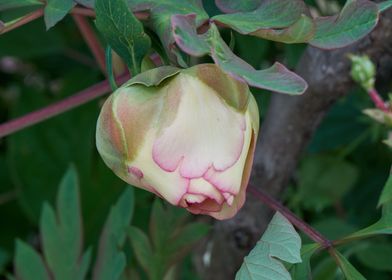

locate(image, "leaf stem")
[[0, 74, 129, 139], [73, 14, 106, 74], [0, 8, 44, 35], [248, 185, 332, 248], [368, 88, 390, 112]]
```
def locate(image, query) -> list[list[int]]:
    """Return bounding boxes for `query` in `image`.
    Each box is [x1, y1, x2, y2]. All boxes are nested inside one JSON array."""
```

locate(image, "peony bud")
[[96, 64, 259, 220]]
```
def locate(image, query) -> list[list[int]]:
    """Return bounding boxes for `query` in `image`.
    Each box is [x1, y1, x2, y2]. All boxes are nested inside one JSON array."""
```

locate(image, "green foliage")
[[379, 0, 392, 12], [95, 0, 151, 75], [0, 0, 42, 12], [44, 0, 76, 30], [289, 243, 320, 280], [355, 240, 392, 272], [236, 212, 302, 280], [128, 199, 209, 280], [334, 250, 366, 280], [92, 186, 134, 280]]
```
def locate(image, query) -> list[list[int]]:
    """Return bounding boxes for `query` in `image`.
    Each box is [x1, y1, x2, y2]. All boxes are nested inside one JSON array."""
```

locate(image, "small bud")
[[349, 54, 376, 91], [96, 64, 260, 220]]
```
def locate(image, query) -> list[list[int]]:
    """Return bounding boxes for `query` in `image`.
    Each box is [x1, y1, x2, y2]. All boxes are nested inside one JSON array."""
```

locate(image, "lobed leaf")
[[93, 186, 134, 280], [289, 243, 320, 280], [95, 0, 151, 75], [310, 0, 379, 49], [14, 240, 50, 280], [236, 212, 302, 280], [44, 0, 76, 30], [379, 0, 392, 12], [172, 14, 307, 95]]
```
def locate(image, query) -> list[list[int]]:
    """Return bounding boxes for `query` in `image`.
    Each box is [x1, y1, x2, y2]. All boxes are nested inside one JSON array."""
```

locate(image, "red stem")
[[368, 88, 389, 112], [0, 9, 44, 35], [248, 185, 332, 248], [0, 74, 129, 139], [73, 14, 106, 73]]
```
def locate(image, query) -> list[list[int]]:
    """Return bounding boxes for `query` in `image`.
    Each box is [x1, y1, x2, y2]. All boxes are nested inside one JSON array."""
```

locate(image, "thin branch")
[[73, 14, 106, 73], [368, 88, 390, 112], [247, 185, 332, 248], [0, 8, 44, 35], [0, 74, 129, 139]]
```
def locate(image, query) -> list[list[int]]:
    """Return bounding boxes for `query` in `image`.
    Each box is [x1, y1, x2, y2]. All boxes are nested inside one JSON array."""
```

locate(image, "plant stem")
[[71, 6, 149, 20], [247, 185, 332, 248], [73, 14, 106, 74], [0, 74, 129, 139], [0, 8, 44, 35], [368, 88, 390, 112]]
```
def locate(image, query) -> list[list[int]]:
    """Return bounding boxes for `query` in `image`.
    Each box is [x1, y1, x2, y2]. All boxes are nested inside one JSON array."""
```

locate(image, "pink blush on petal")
[[127, 166, 144, 179]]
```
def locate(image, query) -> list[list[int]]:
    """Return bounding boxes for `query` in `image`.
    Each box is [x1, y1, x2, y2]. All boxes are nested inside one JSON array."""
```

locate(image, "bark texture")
[[194, 9, 392, 280]]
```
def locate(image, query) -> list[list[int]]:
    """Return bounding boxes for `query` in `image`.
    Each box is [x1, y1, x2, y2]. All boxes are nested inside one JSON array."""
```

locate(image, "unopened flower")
[[96, 64, 259, 219]]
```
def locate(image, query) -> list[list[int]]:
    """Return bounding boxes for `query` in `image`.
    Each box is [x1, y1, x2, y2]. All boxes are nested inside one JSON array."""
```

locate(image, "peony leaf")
[[334, 251, 366, 280], [44, 0, 76, 30], [236, 212, 302, 280], [95, 0, 151, 75], [379, 1, 392, 12], [378, 173, 392, 207], [310, 0, 379, 49], [172, 14, 307, 95], [93, 187, 134, 280], [215, 0, 261, 13], [123, 66, 180, 88], [14, 240, 50, 280], [289, 243, 319, 280], [0, 0, 42, 11]]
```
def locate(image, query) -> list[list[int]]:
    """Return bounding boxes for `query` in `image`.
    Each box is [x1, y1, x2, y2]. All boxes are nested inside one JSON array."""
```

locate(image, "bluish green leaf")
[[44, 0, 76, 30], [128, 226, 153, 276], [310, 0, 379, 49], [215, 0, 261, 13], [236, 212, 302, 280], [14, 240, 50, 280], [0, 0, 42, 11], [379, 1, 392, 12], [40, 167, 87, 280], [172, 15, 307, 95], [75, 0, 94, 8], [334, 250, 366, 280], [95, 0, 151, 75], [93, 186, 134, 280]]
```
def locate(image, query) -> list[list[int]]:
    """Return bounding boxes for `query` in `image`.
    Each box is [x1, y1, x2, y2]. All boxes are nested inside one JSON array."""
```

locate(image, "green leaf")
[[379, 1, 392, 12], [127, 0, 209, 64], [334, 250, 366, 280], [14, 240, 50, 280], [95, 0, 151, 75], [172, 15, 307, 95], [378, 173, 392, 207], [236, 212, 302, 280], [215, 0, 261, 13], [93, 186, 134, 280], [75, 0, 94, 8], [0, 0, 42, 11], [212, 0, 315, 44], [310, 0, 379, 49], [128, 226, 154, 276], [123, 66, 180, 88], [44, 0, 76, 30], [295, 155, 359, 211], [289, 243, 320, 280], [355, 240, 392, 272], [40, 166, 88, 280]]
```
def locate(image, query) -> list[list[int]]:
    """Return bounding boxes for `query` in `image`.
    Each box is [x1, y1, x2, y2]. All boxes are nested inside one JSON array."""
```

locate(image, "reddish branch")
[[368, 88, 390, 112], [73, 14, 106, 73], [0, 74, 129, 138], [0, 9, 44, 35]]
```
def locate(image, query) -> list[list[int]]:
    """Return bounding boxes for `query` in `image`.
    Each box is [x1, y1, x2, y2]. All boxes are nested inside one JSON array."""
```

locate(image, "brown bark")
[[194, 9, 392, 280]]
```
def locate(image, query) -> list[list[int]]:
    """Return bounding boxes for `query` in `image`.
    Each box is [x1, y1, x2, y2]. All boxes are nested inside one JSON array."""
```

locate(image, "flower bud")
[[349, 54, 376, 91], [96, 64, 259, 219]]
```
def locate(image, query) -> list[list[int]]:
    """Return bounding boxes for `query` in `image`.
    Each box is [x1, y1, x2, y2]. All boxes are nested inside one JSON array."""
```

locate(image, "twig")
[[0, 9, 44, 35], [0, 74, 129, 138], [73, 14, 106, 73], [368, 88, 390, 112], [247, 185, 332, 248]]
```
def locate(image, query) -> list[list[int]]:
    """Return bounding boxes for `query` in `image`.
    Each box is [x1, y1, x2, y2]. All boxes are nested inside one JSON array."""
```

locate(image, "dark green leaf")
[[172, 15, 307, 95], [378, 173, 392, 207], [310, 0, 379, 49], [0, 0, 42, 11], [95, 0, 151, 74], [44, 0, 76, 30], [355, 241, 392, 272], [334, 250, 366, 280], [128, 226, 153, 275], [236, 212, 302, 280], [290, 243, 320, 280], [75, 0, 94, 8], [379, 1, 392, 12], [14, 240, 50, 280], [93, 187, 134, 280]]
